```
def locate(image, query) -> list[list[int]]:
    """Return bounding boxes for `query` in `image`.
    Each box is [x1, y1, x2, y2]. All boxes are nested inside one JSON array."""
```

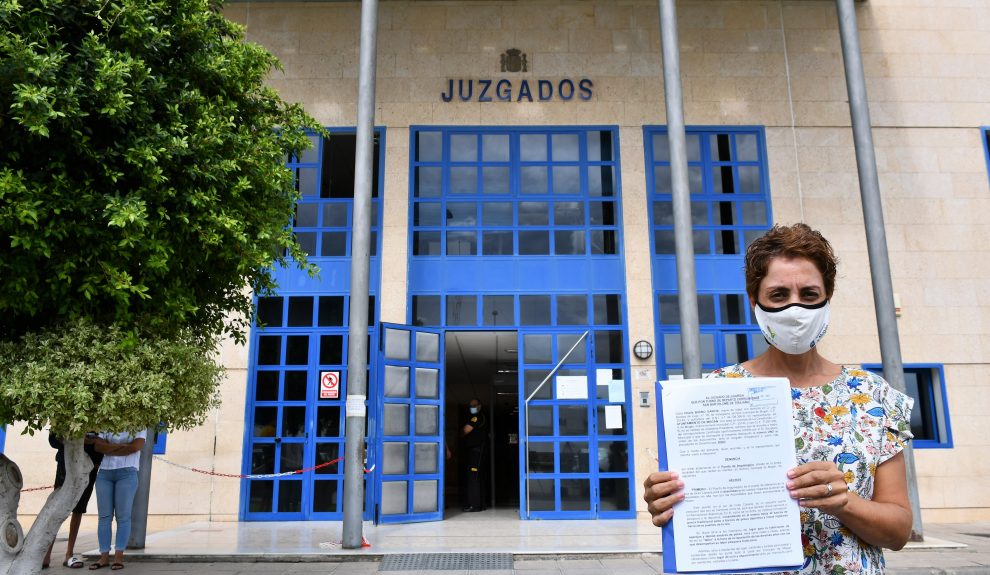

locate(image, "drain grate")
[[380, 552, 513, 571]]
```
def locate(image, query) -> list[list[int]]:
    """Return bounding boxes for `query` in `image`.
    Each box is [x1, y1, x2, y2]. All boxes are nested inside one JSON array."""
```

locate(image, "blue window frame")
[[983, 127, 990, 187], [409, 126, 626, 327], [241, 128, 385, 521], [644, 127, 772, 378], [862, 364, 953, 449], [410, 126, 621, 260], [0, 427, 5, 453], [407, 126, 634, 519], [153, 431, 167, 455]]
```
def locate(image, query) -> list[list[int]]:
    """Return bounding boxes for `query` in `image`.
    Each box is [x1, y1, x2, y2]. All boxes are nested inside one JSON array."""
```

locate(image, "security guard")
[[460, 398, 487, 512]]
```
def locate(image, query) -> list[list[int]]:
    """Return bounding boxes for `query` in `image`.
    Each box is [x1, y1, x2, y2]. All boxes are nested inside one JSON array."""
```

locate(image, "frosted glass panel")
[[385, 365, 410, 398], [413, 480, 438, 513], [415, 368, 439, 399], [381, 481, 407, 515], [524, 334, 552, 364], [384, 404, 410, 436], [416, 332, 440, 362], [414, 443, 439, 474], [385, 328, 410, 360], [415, 405, 439, 435], [382, 442, 409, 475]]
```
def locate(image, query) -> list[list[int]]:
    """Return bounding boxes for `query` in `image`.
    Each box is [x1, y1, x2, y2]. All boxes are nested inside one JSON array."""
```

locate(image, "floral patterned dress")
[[706, 365, 914, 575]]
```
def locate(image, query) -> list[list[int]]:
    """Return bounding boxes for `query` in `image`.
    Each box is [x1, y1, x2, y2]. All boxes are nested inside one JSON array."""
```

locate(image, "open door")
[[373, 323, 445, 524]]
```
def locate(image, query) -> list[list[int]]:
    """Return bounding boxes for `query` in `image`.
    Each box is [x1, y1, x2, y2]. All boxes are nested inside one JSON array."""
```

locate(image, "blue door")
[[374, 323, 446, 523], [519, 329, 635, 519]]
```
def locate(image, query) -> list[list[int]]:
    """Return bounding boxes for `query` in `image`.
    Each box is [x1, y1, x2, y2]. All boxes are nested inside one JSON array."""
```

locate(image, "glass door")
[[374, 323, 445, 524], [244, 339, 313, 520], [520, 329, 594, 519], [519, 328, 634, 519]]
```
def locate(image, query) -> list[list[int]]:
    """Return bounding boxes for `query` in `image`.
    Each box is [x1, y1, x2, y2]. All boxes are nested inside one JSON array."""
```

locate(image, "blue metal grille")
[[241, 129, 384, 521], [644, 127, 772, 377], [405, 126, 634, 520]]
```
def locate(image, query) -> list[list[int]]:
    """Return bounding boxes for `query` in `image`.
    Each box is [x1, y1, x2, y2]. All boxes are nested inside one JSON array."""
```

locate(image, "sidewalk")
[[47, 514, 990, 574]]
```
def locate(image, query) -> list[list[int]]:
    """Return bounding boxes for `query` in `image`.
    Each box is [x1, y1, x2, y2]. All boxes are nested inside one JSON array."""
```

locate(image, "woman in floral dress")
[[643, 223, 914, 574]]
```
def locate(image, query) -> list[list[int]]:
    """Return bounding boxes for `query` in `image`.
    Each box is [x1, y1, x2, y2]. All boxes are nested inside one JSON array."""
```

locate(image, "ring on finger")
[[824, 482, 833, 497]]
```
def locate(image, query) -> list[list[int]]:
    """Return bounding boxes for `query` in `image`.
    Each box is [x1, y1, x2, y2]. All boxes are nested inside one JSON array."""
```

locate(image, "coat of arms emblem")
[[500, 49, 528, 73]]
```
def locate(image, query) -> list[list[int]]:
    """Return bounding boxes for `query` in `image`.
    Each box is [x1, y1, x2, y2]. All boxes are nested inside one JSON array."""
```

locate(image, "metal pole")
[[342, 0, 379, 549], [127, 428, 155, 549], [658, 0, 701, 379], [835, 0, 923, 541]]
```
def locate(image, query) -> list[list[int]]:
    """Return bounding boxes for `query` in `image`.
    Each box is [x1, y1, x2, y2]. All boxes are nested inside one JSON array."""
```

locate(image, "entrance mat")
[[379, 553, 513, 571]]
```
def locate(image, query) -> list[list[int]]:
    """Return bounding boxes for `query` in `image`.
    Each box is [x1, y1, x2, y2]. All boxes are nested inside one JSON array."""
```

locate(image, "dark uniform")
[[50, 432, 104, 514], [462, 409, 488, 511]]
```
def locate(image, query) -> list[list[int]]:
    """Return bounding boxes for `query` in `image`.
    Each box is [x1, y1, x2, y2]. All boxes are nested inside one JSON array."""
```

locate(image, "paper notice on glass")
[[596, 368, 612, 386], [604, 405, 623, 429], [608, 380, 626, 403], [556, 375, 588, 399], [655, 378, 802, 574]]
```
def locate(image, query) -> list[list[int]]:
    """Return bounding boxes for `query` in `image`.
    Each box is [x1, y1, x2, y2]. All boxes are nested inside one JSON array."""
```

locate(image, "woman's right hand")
[[643, 471, 684, 527]]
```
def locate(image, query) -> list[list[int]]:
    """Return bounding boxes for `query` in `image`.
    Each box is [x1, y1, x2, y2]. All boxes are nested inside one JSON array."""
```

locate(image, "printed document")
[[657, 377, 802, 573]]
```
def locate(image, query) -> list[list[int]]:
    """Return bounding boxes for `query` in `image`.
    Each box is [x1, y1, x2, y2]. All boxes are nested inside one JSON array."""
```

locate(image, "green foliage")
[[0, 319, 223, 436], [0, 0, 322, 344]]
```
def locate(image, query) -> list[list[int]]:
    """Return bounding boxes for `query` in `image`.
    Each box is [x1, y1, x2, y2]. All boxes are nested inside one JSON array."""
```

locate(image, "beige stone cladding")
[[6, 0, 988, 526], [6, 335, 248, 531]]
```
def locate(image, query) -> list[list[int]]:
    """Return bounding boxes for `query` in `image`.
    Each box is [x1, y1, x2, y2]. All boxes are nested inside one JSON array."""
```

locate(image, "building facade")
[[7, 0, 990, 528]]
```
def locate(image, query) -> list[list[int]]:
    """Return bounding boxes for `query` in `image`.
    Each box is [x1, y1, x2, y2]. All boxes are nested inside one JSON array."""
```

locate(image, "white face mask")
[[469, 406, 480, 415], [754, 300, 830, 355]]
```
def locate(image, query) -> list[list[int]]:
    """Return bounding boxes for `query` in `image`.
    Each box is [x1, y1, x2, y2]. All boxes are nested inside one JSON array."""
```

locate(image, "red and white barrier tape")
[[151, 456, 375, 479], [20, 485, 55, 493], [21, 457, 376, 491], [319, 536, 371, 549]]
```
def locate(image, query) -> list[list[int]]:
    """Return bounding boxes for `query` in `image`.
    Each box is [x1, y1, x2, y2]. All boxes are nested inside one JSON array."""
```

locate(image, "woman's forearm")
[[94, 439, 145, 456], [833, 492, 913, 550]]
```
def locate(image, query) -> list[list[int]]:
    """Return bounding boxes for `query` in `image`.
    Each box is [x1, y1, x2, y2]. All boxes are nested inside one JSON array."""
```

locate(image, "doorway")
[[443, 330, 519, 514]]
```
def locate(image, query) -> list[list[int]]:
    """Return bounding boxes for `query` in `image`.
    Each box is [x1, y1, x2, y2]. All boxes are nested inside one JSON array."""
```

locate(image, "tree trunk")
[[0, 437, 93, 575]]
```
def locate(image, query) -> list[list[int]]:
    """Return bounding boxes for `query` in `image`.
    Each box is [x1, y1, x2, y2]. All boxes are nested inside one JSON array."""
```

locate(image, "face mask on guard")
[[469, 406, 480, 415], [754, 300, 830, 355]]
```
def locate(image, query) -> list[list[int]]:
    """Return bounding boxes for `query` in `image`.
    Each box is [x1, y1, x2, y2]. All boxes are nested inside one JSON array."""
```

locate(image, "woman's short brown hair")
[[745, 223, 838, 299]]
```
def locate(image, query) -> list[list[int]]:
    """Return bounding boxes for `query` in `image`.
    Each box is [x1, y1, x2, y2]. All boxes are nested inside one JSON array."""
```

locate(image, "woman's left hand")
[[787, 461, 849, 515]]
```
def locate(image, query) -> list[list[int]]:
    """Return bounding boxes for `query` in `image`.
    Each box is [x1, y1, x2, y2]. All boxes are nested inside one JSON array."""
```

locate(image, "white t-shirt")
[[98, 430, 148, 471]]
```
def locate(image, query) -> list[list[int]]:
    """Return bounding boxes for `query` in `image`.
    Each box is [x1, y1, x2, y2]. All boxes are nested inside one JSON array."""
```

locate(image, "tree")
[[0, 1, 321, 573], [0, 322, 225, 574]]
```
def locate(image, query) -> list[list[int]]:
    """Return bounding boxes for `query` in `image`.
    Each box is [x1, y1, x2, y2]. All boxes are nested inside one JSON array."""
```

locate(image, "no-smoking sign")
[[319, 371, 340, 399]]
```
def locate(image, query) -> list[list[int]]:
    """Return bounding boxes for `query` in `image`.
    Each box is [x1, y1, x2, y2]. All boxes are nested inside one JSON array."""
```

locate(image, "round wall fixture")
[[633, 340, 654, 360]]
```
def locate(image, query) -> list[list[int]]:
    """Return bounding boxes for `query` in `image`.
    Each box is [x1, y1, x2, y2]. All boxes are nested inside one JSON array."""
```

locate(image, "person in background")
[[43, 432, 103, 569], [460, 398, 488, 512], [88, 430, 147, 571], [643, 223, 914, 574]]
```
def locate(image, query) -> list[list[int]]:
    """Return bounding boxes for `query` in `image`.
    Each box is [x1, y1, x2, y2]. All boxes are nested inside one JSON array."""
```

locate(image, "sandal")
[[110, 564, 124, 571], [88, 563, 107, 570], [64, 557, 85, 569]]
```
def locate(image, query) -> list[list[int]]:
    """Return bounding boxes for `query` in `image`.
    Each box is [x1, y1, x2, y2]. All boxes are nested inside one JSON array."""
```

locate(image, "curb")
[[84, 551, 664, 564], [888, 569, 990, 575], [82, 554, 383, 563]]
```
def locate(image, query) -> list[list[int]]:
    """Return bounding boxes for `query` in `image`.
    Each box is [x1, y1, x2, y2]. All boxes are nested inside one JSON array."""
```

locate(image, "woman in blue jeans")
[[89, 430, 146, 571]]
